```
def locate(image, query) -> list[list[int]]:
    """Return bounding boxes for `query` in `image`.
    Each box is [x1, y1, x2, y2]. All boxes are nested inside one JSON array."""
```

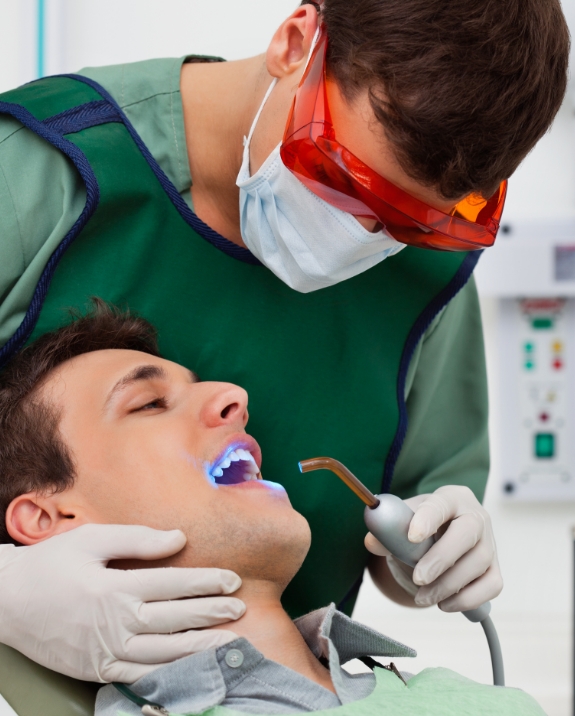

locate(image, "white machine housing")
[[475, 219, 575, 502]]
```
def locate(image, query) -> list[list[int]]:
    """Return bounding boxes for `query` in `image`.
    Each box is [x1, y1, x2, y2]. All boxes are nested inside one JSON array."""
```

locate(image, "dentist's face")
[[38, 349, 311, 586], [247, 5, 465, 237]]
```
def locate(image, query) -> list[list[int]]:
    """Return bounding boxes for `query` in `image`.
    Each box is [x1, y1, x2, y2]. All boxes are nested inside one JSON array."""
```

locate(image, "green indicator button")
[[524, 360, 535, 370], [532, 317, 554, 330], [535, 433, 555, 459], [524, 342, 535, 353]]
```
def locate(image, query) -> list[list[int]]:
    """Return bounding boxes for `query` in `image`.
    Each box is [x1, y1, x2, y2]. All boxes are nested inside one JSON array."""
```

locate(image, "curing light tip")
[[298, 457, 380, 508]]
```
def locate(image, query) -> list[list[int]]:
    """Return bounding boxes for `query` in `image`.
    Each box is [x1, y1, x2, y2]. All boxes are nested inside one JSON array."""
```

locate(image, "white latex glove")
[[365, 486, 503, 612], [0, 524, 245, 683]]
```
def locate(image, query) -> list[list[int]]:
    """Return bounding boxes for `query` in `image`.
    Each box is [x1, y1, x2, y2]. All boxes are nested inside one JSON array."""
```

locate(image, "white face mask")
[[236, 59, 405, 293]]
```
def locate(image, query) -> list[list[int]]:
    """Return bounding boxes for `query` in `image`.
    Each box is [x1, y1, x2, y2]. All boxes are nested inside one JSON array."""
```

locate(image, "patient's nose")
[[200, 384, 249, 429]]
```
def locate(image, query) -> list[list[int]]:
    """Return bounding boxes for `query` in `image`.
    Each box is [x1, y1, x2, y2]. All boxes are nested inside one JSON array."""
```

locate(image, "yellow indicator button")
[[552, 341, 564, 353]]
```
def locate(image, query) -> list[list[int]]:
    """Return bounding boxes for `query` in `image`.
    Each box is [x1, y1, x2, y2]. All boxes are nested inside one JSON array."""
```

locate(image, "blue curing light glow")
[[37, 0, 45, 78], [298, 462, 304, 473], [209, 442, 242, 478], [259, 480, 287, 493]]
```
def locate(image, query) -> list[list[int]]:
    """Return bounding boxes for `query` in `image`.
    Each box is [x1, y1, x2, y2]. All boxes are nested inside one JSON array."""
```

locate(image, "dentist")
[[0, 0, 569, 683]]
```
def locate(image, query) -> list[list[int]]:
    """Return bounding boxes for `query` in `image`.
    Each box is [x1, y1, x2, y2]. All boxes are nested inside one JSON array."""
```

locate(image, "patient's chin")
[[110, 510, 312, 587], [232, 524, 311, 589], [187, 513, 310, 587]]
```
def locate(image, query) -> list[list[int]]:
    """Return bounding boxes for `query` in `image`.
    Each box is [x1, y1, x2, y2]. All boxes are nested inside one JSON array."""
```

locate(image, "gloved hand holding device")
[[365, 485, 503, 612], [299, 459, 505, 686], [0, 524, 245, 683]]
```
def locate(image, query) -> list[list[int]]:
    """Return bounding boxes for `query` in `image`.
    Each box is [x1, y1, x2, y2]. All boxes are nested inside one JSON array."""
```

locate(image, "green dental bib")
[[202, 668, 546, 716], [119, 668, 546, 716], [0, 75, 480, 616]]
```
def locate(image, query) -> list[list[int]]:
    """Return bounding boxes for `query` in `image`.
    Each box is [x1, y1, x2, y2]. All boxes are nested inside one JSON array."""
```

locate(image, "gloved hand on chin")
[[365, 485, 503, 611], [0, 524, 245, 683]]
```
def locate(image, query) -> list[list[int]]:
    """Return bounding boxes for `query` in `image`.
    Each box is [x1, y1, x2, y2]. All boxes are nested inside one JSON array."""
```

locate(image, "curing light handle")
[[365, 495, 503, 686], [298, 457, 504, 687]]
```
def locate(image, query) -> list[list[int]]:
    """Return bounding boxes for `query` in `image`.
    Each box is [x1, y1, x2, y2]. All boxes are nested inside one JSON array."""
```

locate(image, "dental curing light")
[[299, 457, 505, 687]]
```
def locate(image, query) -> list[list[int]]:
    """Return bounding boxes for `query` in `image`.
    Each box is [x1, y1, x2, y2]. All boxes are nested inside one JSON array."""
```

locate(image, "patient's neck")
[[217, 579, 335, 694]]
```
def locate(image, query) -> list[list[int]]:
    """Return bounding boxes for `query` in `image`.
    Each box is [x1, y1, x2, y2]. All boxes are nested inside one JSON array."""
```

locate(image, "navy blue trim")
[[336, 570, 364, 613], [0, 101, 100, 369], [58, 74, 261, 266], [43, 99, 122, 134], [381, 251, 483, 493]]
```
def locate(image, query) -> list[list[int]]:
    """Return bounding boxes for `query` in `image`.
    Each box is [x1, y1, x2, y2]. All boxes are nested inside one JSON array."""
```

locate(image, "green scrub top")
[[0, 55, 489, 493], [0, 58, 489, 616]]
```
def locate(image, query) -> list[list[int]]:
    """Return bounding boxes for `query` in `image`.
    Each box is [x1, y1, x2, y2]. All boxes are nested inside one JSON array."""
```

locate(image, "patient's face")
[[38, 349, 311, 586]]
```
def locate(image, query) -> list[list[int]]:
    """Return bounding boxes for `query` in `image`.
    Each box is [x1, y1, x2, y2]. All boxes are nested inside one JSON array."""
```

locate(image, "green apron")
[[117, 667, 546, 716], [0, 75, 480, 617]]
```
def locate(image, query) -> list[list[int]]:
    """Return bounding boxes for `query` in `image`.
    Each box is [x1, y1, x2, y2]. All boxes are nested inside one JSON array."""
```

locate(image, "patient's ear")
[[6, 492, 82, 545]]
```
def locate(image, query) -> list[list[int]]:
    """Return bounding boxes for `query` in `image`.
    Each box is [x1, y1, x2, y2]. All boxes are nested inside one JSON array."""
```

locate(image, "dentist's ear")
[[250, 4, 320, 174], [6, 492, 82, 545], [266, 4, 320, 79]]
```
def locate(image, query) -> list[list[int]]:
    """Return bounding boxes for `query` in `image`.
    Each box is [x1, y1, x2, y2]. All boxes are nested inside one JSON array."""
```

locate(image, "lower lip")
[[221, 479, 284, 491]]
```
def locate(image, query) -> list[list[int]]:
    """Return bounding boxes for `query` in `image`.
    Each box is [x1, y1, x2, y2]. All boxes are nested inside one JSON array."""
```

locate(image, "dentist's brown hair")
[[318, 0, 569, 200]]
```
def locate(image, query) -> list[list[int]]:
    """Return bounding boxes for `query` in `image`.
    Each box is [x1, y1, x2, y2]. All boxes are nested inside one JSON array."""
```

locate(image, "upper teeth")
[[211, 449, 260, 479]]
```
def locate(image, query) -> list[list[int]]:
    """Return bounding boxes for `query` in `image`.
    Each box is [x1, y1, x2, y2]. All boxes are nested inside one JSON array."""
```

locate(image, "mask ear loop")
[[242, 25, 323, 153], [243, 79, 278, 150]]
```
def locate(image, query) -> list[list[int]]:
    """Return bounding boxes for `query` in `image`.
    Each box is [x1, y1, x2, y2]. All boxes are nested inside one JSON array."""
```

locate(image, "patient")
[[0, 301, 545, 716]]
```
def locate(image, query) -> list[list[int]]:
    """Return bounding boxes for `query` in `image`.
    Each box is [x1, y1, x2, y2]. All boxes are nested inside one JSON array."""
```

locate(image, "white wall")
[[0, 1, 36, 92], [0, 0, 299, 92], [0, 1, 574, 714]]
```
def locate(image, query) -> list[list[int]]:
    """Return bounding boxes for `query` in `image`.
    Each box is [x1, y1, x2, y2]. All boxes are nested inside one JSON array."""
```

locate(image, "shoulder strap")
[[0, 73, 257, 369], [382, 250, 481, 492]]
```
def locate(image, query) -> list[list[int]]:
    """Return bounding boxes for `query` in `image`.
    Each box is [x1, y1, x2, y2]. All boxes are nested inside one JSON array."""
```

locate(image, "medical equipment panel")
[[497, 297, 575, 501]]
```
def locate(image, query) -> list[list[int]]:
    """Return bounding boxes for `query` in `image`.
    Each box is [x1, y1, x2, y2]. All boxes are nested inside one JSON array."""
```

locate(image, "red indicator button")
[[539, 412, 550, 422], [553, 359, 564, 370]]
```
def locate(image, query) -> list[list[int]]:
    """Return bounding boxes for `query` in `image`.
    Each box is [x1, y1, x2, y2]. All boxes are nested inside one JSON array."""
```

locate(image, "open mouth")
[[210, 448, 262, 485]]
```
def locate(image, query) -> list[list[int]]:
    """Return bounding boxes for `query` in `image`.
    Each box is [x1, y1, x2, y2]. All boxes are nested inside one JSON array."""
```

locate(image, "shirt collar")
[[295, 603, 415, 702], [295, 603, 415, 664], [105, 605, 415, 715]]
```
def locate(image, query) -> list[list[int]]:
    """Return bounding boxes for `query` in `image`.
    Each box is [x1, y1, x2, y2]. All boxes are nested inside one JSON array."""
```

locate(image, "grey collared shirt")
[[96, 604, 415, 715]]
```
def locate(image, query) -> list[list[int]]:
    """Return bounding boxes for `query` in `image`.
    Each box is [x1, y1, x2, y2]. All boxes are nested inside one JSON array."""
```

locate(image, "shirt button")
[[225, 648, 244, 668]]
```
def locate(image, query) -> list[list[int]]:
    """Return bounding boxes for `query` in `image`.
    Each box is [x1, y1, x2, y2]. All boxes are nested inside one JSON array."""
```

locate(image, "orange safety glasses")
[[280, 24, 507, 252]]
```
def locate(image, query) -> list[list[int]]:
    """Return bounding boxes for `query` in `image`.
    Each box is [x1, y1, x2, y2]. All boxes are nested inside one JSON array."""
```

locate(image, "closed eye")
[[131, 396, 168, 412]]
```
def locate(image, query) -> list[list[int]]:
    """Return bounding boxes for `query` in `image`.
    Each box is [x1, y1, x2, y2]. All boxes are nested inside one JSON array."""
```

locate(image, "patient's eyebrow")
[[104, 364, 198, 408]]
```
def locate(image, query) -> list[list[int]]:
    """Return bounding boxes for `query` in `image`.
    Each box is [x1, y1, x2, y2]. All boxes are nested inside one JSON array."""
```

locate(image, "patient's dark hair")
[[316, 0, 570, 199], [0, 299, 161, 544]]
